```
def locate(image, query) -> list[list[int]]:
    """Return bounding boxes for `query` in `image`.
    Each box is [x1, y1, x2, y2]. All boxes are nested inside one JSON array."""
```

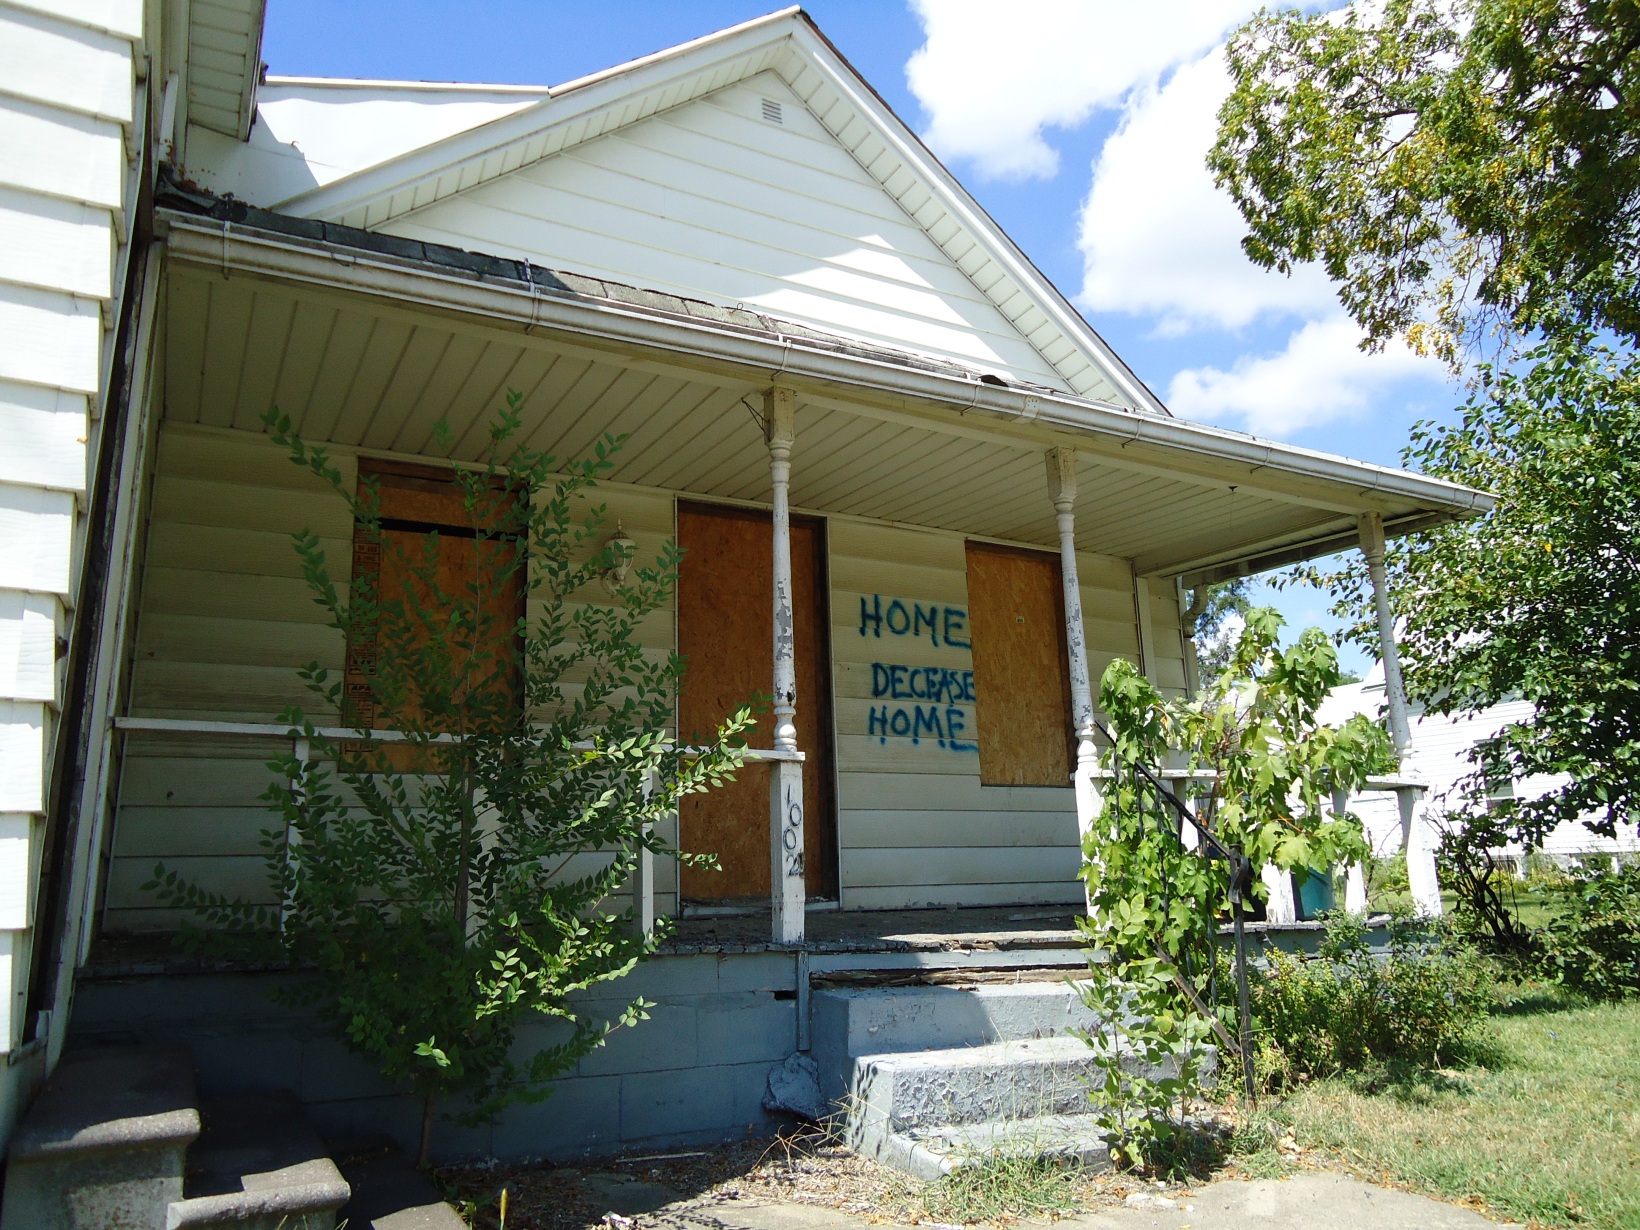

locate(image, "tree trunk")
[[419, 1093, 436, 1168]]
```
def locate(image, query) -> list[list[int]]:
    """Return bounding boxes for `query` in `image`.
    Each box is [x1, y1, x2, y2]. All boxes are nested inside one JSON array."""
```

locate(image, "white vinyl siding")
[[0, 0, 141, 1076], [828, 519, 1153, 909], [382, 74, 1073, 392], [108, 426, 684, 928]]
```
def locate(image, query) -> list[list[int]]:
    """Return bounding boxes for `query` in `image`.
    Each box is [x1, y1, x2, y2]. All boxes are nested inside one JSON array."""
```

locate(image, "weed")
[[920, 1153, 1087, 1225]]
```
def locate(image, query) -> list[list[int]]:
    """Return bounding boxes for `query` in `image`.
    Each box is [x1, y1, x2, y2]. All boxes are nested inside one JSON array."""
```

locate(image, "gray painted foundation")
[[68, 952, 799, 1164]]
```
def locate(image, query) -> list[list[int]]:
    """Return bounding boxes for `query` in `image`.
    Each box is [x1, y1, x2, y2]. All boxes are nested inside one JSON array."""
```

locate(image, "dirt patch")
[[435, 1122, 1242, 1230], [437, 1128, 922, 1230]]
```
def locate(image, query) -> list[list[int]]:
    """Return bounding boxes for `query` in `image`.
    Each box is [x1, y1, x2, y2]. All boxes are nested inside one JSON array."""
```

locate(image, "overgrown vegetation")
[[1251, 914, 1492, 1086], [1077, 608, 1390, 1171], [1539, 862, 1640, 1000], [919, 1154, 1088, 1225], [149, 398, 751, 1163]]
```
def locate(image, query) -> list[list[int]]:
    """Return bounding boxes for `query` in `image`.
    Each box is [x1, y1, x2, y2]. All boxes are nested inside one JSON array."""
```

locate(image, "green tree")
[[1183, 577, 1253, 679], [1077, 609, 1389, 1167], [1211, 0, 1640, 363], [1297, 331, 1640, 845], [150, 396, 752, 1164]]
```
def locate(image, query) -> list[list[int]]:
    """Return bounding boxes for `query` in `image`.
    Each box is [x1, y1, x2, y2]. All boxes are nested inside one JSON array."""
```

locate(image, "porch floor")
[[661, 905, 1086, 956]]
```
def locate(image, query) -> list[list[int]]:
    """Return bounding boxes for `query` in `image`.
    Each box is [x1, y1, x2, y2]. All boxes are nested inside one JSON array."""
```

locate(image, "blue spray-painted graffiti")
[[858, 594, 969, 649], [860, 594, 978, 752]]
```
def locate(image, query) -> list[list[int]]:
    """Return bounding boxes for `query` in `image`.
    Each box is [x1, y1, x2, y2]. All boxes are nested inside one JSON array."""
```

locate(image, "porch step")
[[165, 1091, 349, 1230], [1, 1043, 200, 1230], [872, 1112, 1114, 1182], [810, 980, 1100, 1104], [850, 1035, 1116, 1131], [334, 1139, 467, 1230]]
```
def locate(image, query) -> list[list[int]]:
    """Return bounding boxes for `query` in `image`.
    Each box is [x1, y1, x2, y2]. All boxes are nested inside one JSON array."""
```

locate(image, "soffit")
[[160, 264, 1367, 577], [186, 0, 265, 139]]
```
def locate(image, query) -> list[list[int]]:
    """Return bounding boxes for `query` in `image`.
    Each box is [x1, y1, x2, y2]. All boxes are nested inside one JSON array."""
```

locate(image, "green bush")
[[1251, 913, 1491, 1083], [1539, 864, 1640, 1000]]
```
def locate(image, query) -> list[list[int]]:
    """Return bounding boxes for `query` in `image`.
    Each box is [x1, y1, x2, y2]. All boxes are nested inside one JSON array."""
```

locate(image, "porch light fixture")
[[602, 521, 636, 595]]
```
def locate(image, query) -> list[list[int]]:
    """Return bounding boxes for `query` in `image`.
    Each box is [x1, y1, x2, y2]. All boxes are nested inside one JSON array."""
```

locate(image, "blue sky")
[[262, 0, 1449, 672]]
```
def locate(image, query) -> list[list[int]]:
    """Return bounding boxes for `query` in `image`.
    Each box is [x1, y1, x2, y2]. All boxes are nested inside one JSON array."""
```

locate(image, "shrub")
[[1538, 864, 1640, 1000], [1252, 913, 1491, 1082], [149, 401, 752, 1164]]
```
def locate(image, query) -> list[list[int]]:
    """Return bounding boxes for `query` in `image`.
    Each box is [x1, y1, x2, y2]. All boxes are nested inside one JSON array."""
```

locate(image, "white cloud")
[[1166, 313, 1444, 437], [1077, 48, 1338, 330], [905, 0, 1255, 181]]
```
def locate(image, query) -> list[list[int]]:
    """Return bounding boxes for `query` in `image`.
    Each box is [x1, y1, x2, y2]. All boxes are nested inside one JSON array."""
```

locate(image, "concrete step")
[[871, 1112, 1114, 1182], [841, 1035, 1213, 1180], [849, 1036, 1113, 1133], [165, 1091, 349, 1230], [334, 1140, 467, 1230], [1, 1043, 201, 1230], [811, 980, 1099, 1103]]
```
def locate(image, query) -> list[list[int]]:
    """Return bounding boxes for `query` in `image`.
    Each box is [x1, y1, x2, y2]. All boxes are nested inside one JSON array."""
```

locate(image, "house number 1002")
[[782, 785, 804, 878]]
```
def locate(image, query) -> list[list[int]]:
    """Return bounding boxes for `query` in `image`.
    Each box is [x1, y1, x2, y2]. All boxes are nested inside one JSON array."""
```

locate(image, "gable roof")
[[270, 7, 1167, 415]]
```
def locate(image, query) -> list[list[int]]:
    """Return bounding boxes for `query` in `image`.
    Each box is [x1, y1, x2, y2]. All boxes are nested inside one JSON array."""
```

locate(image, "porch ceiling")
[[158, 258, 1460, 579]]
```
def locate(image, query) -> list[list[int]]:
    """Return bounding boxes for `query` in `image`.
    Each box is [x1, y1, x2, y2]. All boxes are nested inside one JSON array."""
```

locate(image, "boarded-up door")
[[964, 541, 1074, 787], [678, 502, 836, 902]]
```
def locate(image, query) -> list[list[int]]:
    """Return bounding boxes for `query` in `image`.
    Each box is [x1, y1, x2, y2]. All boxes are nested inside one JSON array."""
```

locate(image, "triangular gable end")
[[275, 10, 1165, 413], [376, 73, 1075, 389]]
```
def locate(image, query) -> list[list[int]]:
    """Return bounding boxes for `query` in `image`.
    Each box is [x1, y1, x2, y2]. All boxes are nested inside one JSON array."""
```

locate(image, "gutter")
[[155, 210, 1494, 524]]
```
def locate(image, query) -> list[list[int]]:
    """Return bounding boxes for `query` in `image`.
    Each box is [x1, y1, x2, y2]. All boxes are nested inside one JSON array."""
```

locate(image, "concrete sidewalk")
[[610, 1172, 1508, 1230]]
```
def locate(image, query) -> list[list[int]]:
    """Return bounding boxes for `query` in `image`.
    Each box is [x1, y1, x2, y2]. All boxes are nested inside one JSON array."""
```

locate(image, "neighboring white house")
[[1320, 663, 1640, 878], [0, 3, 1494, 1161]]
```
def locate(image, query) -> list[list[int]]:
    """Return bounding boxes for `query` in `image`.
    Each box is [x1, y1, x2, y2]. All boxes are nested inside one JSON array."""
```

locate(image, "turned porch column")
[[1046, 449, 1102, 876], [1359, 512, 1440, 916], [766, 386, 805, 944]]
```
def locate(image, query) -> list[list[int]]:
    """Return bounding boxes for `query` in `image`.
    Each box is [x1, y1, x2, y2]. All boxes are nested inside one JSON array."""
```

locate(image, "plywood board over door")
[[677, 501, 837, 902], [964, 541, 1074, 788]]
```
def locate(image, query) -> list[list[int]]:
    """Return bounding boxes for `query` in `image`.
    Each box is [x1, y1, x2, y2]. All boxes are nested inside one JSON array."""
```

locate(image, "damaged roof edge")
[[154, 171, 1050, 392], [153, 192, 1496, 539]]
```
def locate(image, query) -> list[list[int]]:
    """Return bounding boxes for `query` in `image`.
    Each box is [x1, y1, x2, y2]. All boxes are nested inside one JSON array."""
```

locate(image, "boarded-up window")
[[345, 459, 525, 768], [963, 541, 1074, 787]]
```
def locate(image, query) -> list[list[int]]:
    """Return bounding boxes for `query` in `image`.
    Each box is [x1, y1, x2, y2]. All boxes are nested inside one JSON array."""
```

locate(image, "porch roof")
[[153, 199, 1492, 584]]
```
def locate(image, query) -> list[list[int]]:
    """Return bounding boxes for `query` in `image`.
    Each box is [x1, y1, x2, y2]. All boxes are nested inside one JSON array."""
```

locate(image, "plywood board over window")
[[964, 541, 1074, 788], [347, 458, 525, 769]]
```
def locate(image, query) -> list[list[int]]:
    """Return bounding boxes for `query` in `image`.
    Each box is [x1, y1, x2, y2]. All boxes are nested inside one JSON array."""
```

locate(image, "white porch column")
[[1333, 787, 1370, 914], [1046, 450, 1102, 865], [766, 387, 805, 944], [1359, 513, 1441, 916], [1260, 865, 1298, 925]]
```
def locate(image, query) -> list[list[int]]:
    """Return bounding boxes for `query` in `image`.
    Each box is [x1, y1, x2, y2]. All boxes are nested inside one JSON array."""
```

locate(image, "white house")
[[1322, 665, 1640, 878], [0, 3, 1491, 1164]]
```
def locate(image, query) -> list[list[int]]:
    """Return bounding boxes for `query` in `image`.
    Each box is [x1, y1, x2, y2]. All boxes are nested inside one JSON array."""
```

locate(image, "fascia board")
[[777, 23, 1170, 419], [273, 13, 803, 220], [159, 211, 1495, 534]]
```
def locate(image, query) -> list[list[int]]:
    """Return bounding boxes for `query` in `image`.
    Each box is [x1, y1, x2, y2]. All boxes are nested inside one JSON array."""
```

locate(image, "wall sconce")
[[602, 521, 635, 595]]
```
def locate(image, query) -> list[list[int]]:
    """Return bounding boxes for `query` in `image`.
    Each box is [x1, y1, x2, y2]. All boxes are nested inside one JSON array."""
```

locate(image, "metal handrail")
[[1093, 765, 1425, 792], [111, 716, 803, 762]]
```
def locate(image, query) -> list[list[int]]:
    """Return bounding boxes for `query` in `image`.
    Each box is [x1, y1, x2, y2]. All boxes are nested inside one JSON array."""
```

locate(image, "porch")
[[74, 191, 1485, 954]]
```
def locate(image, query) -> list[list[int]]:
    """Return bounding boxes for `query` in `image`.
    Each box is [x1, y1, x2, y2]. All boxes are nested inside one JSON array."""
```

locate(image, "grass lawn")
[[1265, 985, 1640, 1229]]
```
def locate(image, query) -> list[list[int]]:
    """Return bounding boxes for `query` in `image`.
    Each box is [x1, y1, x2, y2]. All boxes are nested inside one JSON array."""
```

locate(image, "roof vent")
[[761, 98, 783, 124]]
